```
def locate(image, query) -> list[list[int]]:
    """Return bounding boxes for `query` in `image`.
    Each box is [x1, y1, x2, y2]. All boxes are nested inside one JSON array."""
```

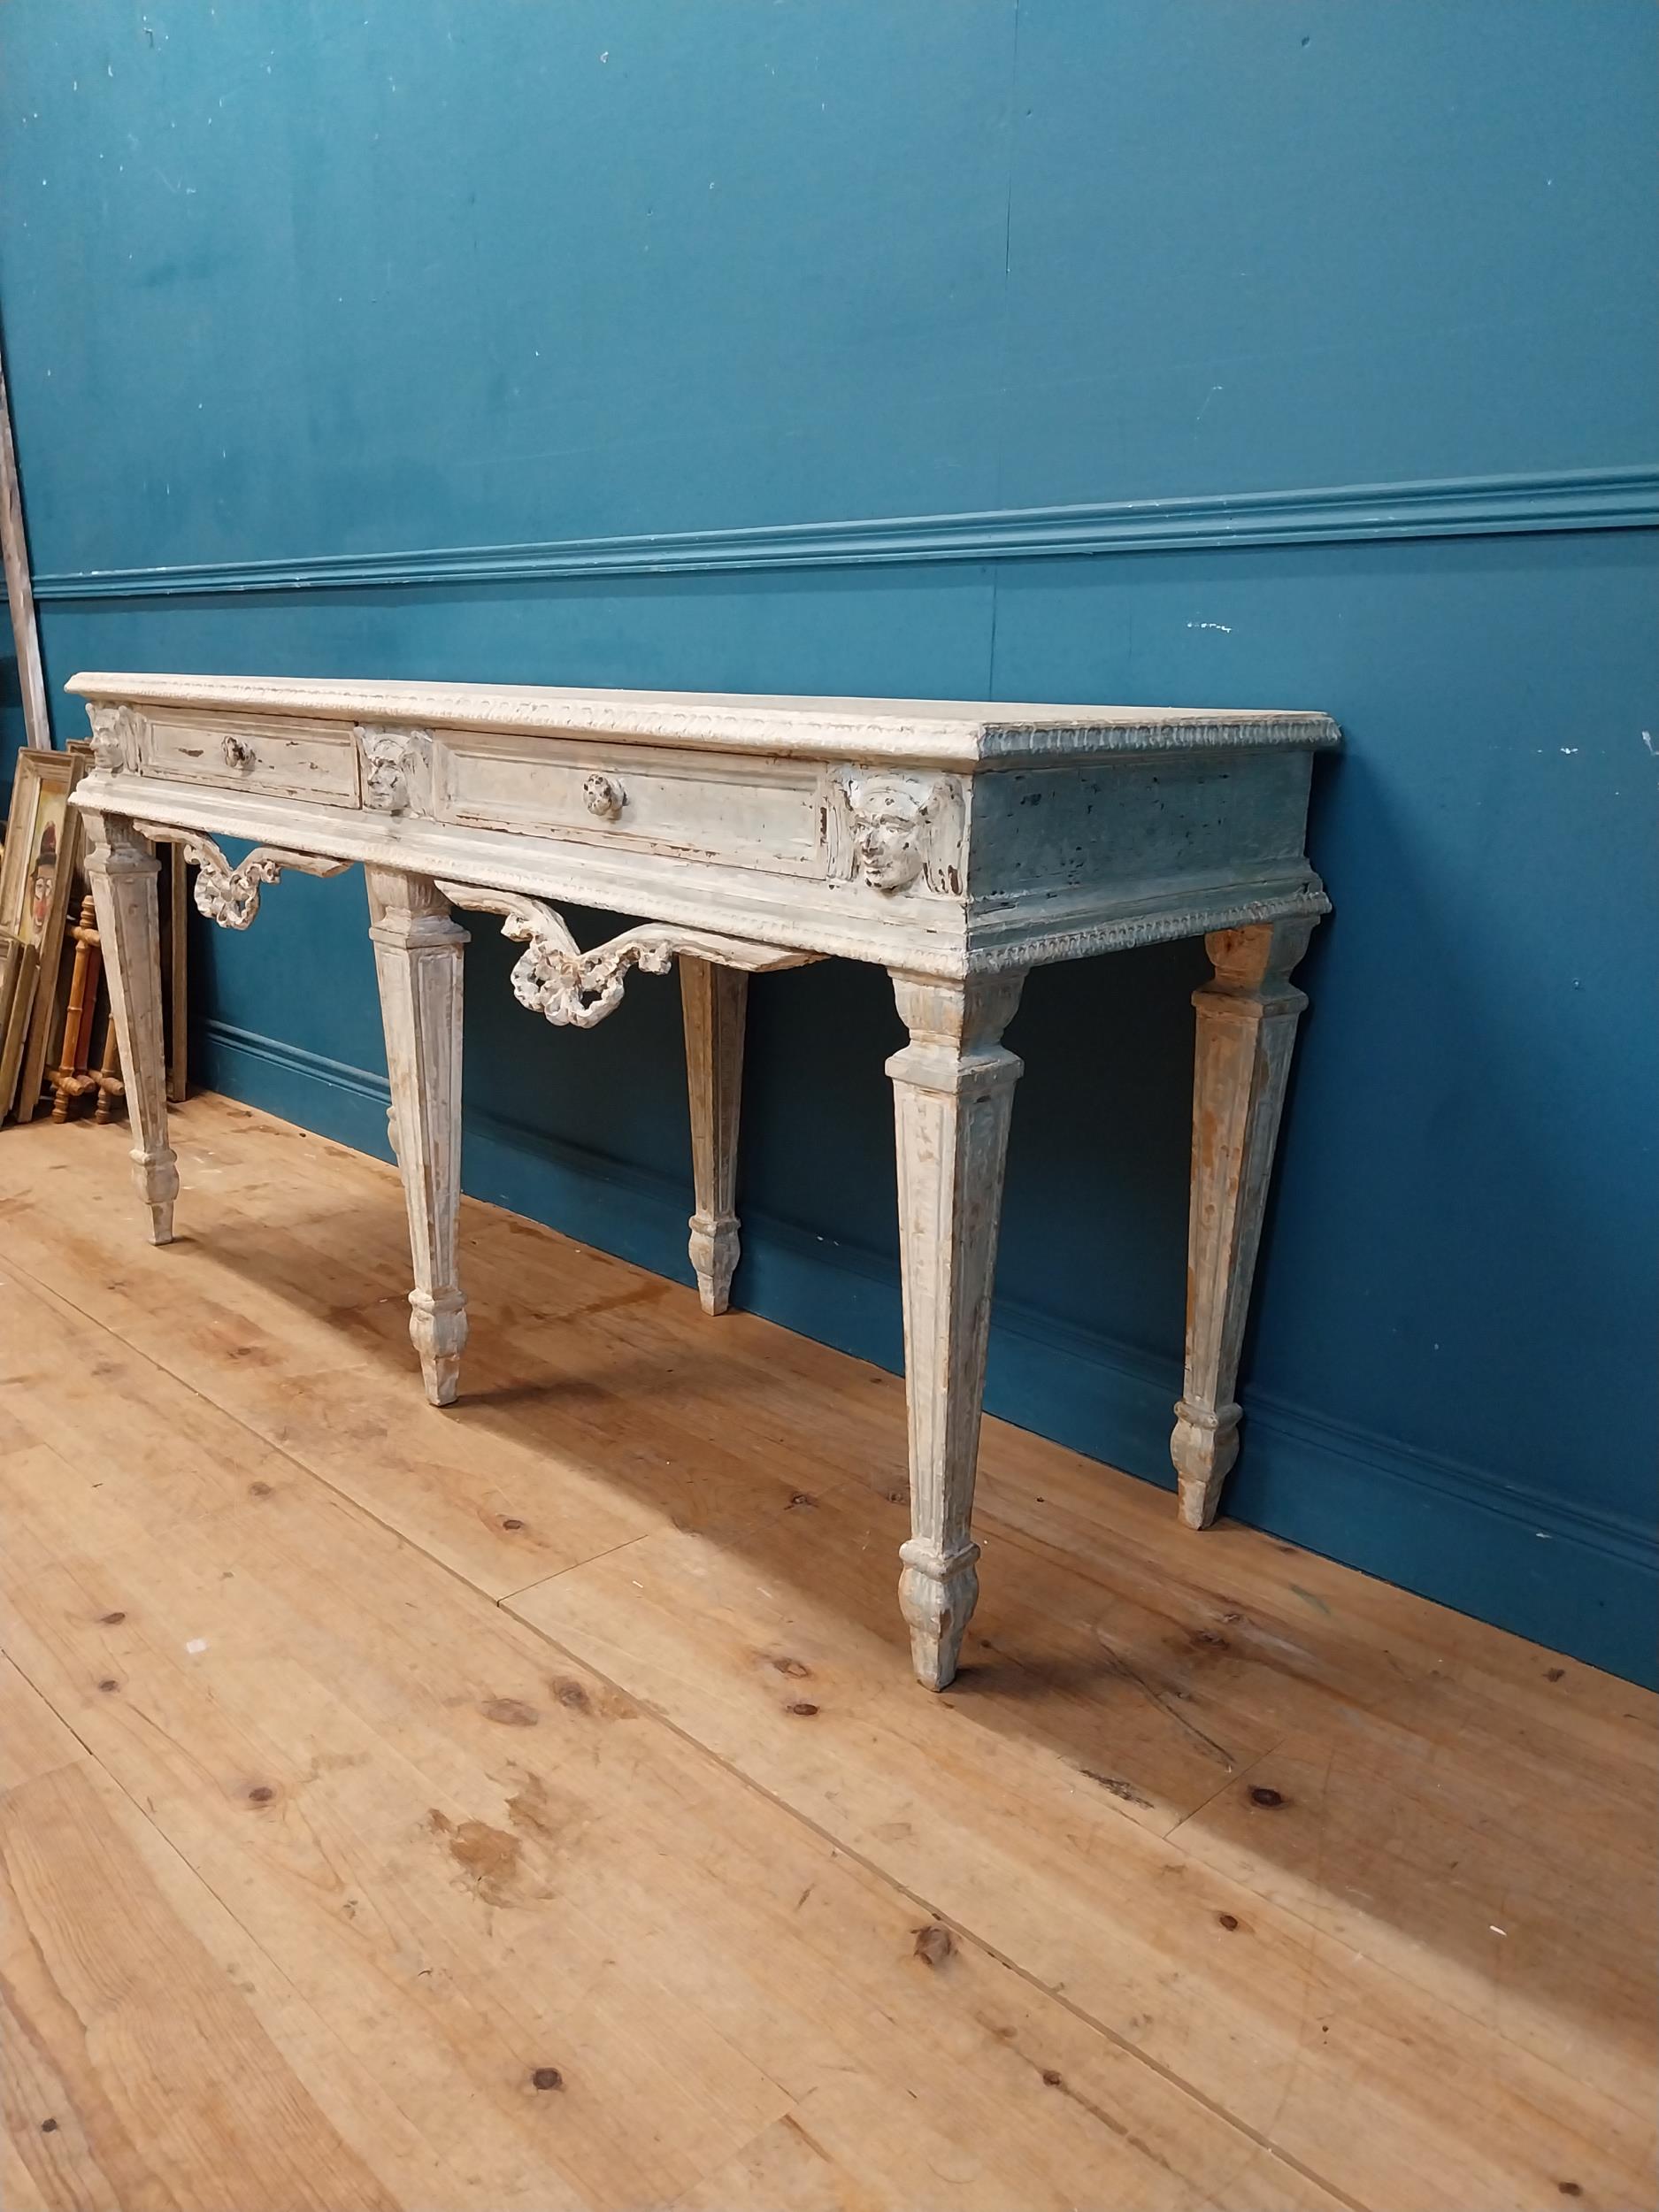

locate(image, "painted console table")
[[69, 672, 1335, 1688]]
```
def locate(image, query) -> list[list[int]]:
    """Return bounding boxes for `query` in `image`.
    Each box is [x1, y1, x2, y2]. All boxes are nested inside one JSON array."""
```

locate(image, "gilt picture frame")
[[0, 743, 88, 1122], [0, 932, 39, 1120]]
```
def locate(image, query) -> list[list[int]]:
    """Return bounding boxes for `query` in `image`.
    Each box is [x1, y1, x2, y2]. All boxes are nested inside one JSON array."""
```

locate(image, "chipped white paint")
[[68, 669, 1337, 772], [72, 672, 1332, 1686], [81, 810, 180, 1245], [680, 957, 747, 1314], [366, 866, 469, 1408], [889, 972, 1024, 1688], [1171, 918, 1316, 1530]]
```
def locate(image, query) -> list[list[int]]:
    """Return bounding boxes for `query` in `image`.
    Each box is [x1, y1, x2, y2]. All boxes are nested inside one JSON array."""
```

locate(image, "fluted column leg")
[[680, 956, 748, 1315], [1172, 918, 1317, 1528], [366, 866, 469, 1407], [81, 811, 179, 1245], [887, 970, 1025, 1689]]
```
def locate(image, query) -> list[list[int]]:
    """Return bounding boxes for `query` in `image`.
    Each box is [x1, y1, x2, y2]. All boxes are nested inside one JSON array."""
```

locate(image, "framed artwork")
[[0, 932, 39, 1118], [0, 744, 88, 1122], [0, 933, 20, 1040]]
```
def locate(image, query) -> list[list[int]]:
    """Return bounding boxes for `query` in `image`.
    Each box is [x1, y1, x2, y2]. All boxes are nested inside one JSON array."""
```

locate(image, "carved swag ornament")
[[132, 825, 349, 930], [434, 882, 811, 1030]]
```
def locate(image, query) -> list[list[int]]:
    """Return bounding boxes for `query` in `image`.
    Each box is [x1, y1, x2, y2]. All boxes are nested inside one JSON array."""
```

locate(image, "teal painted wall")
[[3, 1, 1655, 1680]]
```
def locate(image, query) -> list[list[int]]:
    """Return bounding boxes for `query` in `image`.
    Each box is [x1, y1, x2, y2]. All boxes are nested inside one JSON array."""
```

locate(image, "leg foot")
[[687, 1216, 739, 1317], [367, 867, 470, 1405], [1171, 919, 1316, 1523], [1171, 1400, 1241, 1528], [138, 1135, 180, 1245], [82, 813, 178, 1246], [680, 958, 747, 1316], [411, 1288, 468, 1407], [898, 1538, 980, 1689], [887, 971, 1025, 1690]]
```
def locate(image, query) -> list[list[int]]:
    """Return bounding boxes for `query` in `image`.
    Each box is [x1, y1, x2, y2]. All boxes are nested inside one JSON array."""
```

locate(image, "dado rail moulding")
[[29, 466, 1656, 601]]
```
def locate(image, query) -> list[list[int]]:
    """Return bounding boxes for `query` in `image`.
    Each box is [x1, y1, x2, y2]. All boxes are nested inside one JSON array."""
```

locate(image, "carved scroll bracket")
[[821, 770, 966, 896], [434, 881, 816, 1029], [134, 824, 349, 930]]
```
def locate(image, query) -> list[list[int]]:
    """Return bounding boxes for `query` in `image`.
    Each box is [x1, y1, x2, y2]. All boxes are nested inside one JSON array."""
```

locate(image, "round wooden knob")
[[582, 772, 626, 820]]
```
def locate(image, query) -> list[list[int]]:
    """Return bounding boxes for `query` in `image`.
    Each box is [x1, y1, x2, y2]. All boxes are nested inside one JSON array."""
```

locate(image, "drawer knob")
[[222, 733, 254, 772], [582, 772, 626, 821]]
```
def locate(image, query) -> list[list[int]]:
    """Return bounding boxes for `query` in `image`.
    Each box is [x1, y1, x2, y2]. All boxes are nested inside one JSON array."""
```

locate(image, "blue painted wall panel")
[[2, 1, 1654, 1679], [1002, 0, 1659, 501]]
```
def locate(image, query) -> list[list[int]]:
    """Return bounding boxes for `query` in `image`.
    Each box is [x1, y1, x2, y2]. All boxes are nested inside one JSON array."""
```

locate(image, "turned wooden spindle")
[[92, 1014, 125, 1125], [46, 894, 104, 1123]]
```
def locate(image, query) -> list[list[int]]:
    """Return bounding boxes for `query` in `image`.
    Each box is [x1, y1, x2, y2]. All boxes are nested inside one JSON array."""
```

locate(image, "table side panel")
[[966, 749, 1316, 897]]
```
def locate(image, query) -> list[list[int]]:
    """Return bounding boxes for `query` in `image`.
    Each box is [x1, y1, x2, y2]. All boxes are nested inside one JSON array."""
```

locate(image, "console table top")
[[67, 671, 1339, 771]]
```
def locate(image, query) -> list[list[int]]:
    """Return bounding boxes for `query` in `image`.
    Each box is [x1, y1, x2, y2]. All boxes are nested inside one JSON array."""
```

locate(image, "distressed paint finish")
[[73, 672, 1328, 1686], [680, 957, 748, 1316], [1172, 918, 1317, 1529], [888, 970, 1025, 1688], [67, 672, 1333, 986], [365, 867, 471, 1408], [80, 810, 179, 1245]]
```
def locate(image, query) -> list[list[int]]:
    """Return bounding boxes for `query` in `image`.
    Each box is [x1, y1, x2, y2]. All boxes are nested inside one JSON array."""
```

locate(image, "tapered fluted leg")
[[887, 971, 1025, 1689], [1172, 918, 1317, 1528], [81, 812, 179, 1245], [366, 867, 469, 1407], [680, 957, 748, 1315]]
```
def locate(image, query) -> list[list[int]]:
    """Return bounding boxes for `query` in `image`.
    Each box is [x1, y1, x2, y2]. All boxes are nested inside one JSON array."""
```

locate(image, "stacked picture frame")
[[0, 740, 186, 1125], [0, 742, 84, 1119]]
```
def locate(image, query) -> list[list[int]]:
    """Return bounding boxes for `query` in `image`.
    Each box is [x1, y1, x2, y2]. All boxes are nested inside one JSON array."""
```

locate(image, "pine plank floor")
[[1, 1093, 1653, 2212]]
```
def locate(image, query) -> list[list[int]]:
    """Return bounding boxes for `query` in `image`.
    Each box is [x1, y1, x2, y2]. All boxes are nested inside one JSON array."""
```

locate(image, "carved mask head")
[[851, 777, 930, 893], [88, 706, 130, 772], [360, 730, 410, 813]]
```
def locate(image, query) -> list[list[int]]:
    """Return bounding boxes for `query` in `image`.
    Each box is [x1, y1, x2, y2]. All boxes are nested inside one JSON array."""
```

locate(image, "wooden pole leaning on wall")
[[46, 893, 103, 1121], [0, 316, 50, 752]]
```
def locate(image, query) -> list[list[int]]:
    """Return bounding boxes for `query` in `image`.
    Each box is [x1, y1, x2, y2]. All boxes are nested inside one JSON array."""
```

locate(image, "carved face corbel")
[[851, 777, 934, 893], [823, 770, 965, 896], [355, 725, 433, 816], [86, 704, 138, 774]]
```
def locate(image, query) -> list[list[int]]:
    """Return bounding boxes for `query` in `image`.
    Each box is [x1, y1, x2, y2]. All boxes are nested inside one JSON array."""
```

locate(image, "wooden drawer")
[[434, 731, 824, 877], [137, 709, 362, 807]]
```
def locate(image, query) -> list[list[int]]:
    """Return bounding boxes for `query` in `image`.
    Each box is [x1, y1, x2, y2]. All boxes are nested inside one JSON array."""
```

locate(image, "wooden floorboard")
[[0, 1094, 1653, 2212]]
